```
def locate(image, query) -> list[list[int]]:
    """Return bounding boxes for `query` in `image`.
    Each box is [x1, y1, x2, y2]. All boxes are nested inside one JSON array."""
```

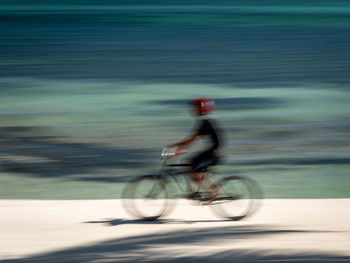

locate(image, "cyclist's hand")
[[174, 147, 187, 156], [167, 147, 186, 158]]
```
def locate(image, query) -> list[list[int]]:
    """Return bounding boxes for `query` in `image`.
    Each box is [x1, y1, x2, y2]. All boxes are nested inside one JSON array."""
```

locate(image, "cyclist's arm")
[[168, 132, 199, 148]]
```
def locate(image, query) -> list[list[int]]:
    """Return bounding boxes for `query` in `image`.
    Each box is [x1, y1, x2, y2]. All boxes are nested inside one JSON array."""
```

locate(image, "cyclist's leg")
[[191, 151, 220, 194], [191, 151, 212, 182]]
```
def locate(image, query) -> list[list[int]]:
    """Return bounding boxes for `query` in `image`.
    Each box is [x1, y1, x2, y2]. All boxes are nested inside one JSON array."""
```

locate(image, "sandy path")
[[0, 199, 350, 262]]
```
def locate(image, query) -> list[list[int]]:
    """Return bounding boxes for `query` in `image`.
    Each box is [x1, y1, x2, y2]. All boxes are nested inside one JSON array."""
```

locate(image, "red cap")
[[192, 98, 217, 112]]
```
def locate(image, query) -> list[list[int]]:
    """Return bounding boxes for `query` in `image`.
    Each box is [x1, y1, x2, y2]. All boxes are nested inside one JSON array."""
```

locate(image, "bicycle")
[[122, 147, 262, 221]]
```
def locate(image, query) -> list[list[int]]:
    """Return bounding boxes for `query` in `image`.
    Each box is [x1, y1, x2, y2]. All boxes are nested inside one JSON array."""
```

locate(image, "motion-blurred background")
[[0, 0, 349, 199]]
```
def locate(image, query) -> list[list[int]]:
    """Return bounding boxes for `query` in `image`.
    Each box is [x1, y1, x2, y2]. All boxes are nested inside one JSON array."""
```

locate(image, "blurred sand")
[[0, 199, 350, 262]]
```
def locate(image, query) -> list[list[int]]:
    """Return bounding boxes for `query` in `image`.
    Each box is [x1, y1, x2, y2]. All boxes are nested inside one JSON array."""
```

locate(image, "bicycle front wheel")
[[121, 175, 171, 221], [209, 176, 261, 221]]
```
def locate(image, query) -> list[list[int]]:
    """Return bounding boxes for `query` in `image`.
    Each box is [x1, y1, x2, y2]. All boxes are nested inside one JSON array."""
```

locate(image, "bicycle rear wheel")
[[209, 176, 261, 221], [122, 175, 171, 221]]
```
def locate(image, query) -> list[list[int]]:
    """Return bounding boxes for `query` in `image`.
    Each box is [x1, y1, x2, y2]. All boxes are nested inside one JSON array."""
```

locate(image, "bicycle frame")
[[122, 147, 262, 220], [159, 147, 219, 196], [158, 147, 193, 195]]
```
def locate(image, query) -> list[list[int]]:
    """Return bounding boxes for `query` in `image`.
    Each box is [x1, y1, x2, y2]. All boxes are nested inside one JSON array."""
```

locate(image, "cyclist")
[[168, 98, 224, 197]]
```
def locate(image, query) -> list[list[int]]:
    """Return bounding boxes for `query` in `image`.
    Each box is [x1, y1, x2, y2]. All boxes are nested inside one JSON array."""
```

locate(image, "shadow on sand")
[[1, 225, 348, 263], [85, 218, 234, 226]]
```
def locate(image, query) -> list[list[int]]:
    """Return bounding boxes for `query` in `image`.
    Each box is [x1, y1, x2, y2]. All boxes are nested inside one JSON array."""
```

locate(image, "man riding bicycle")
[[122, 100, 261, 220], [168, 98, 224, 197]]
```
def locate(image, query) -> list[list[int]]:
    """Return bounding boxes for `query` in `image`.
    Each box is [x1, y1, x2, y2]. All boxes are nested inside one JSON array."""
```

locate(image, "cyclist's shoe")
[[184, 192, 201, 200], [201, 184, 224, 204], [200, 191, 218, 205]]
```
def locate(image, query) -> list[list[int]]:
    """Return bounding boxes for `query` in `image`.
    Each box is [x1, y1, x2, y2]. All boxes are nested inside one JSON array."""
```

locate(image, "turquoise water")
[[1, 1, 350, 85], [0, 1, 349, 198]]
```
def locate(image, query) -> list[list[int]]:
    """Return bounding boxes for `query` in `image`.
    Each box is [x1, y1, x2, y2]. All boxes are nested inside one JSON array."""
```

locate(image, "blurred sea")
[[1, 0, 350, 85], [0, 0, 349, 198]]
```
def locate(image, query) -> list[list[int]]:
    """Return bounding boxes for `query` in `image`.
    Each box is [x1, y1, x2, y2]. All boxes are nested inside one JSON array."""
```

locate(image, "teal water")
[[1, 0, 350, 86], [0, 1, 349, 199], [0, 80, 349, 199]]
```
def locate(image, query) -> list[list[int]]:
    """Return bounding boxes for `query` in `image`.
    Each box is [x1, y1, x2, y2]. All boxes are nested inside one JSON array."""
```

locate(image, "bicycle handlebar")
[[161, 147, 176, 158]]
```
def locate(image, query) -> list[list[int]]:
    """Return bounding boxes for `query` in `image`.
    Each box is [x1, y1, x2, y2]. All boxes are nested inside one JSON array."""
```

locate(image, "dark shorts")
[[191, 150, 219, 172]]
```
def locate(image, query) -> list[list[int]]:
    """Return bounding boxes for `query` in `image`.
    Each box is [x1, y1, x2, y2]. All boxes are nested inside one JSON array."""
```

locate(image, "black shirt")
[[194, 118, 222, 151]]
